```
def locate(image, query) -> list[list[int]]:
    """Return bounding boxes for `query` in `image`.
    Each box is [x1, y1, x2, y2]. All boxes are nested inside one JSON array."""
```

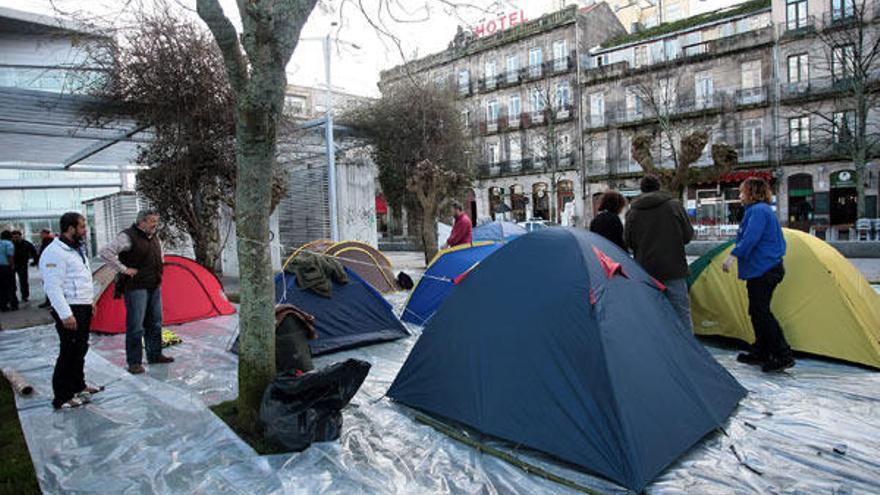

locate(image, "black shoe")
[[736, 352, 765, 366], [148, 355, 175, 364], [22, 298, 28, 302], [39, 301, 51, 308], [762, 355, 795, 373]]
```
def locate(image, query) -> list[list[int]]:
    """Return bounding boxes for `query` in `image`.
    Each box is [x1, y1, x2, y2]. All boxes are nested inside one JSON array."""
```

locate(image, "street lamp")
[[299, 26, 361, 241]]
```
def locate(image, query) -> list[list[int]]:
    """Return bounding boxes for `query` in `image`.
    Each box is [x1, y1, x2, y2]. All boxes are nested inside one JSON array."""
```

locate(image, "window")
[[555, 81, 571, 109], [458, 70, 470, 94], [508, 94, 521, 120], [486, 99, 499, 122], [786, 0, 808, 30], [285, 95, 307, 115], [434, 73, 447, 88], [531, 88, 545, 113], [634, 46, 648, 67], [742, 119, 764, 157], [833, 44, 855, 79], [833, 110, 855, 143], [625, 87, 642, 118], [558, 133, 572, 156], [488, 143, 499, 164], [787, 53, 809, 83], [664, 2, 682, 22], [695, 71, 714, 108], [741, 61, 761, 89], [664, 38, 681, 60], [485, 60, 497, 89], [553, 40, 568, 71], [506, 55, 519, 83], [831, 0, 855, 20], [529, 47, 543, 77], [510, 136, 522, 162], [589, 92, 605, 126], [659, 77, 676, 109], [789, 116, 810, 146], [461, 109, 470, 127]]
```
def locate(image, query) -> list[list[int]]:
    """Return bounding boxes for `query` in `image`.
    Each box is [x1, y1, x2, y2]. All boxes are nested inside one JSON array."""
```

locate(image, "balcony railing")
[[735, 86, 767, 106], [737, 145, 770, 164], [779, 140, 872, 163], [779, 75, 868, 100], [778, 16, 818, 38], [478, 152, 578, 178]]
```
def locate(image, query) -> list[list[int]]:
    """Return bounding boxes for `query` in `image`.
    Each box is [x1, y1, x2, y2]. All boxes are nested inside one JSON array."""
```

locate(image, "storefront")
[[830, 169, 858, 226], [689, 170, 772, 239]]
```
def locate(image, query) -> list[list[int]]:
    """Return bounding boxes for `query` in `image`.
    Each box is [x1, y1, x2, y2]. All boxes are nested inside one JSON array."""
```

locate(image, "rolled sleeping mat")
[[2, 368, 34, 396]]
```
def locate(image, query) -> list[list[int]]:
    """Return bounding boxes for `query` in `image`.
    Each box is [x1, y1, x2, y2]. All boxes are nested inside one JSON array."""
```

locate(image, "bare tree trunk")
[[233, 98, 280, 429], [420, 205, 439, 264]]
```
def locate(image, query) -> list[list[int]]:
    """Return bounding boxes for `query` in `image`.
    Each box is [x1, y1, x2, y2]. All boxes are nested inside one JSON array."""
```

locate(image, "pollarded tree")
[[346, 83, 473, 263]]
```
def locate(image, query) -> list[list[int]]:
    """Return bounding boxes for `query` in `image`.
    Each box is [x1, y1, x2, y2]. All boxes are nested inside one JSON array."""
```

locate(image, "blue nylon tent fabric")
[[472, 220, 527, 242], [401, 242, 502, 325], [275, 268, 409, 356], [388, 228, 747, 492]]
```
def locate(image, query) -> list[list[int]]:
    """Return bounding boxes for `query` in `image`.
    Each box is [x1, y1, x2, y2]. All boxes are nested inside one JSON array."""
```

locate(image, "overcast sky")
[[2, 0, 572, 96]]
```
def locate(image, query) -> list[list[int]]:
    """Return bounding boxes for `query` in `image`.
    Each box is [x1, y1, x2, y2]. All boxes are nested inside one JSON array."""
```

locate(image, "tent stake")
[[414, 414, 611, 495]]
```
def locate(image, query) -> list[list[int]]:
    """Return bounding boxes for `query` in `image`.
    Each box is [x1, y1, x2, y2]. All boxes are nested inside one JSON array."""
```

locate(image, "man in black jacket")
[[11, 231, 38, 302], [99, 210, 174, 374], [625, 176, 695, 331]]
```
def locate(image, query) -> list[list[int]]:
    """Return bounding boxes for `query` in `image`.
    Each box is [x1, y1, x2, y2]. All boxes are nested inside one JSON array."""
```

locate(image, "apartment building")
[[379, 4, 625, 225], [583, 0, 776, 233]]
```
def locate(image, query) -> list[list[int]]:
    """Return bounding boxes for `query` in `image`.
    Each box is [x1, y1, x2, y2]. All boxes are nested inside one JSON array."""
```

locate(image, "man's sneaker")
[[128, 364, 146, 374], [148, 355, 175, 364], [74, 391, 92, 403], [83, 385, 104, 395], [736, 352, 765, 366], [762, 355, 795, 373], [58, 396, 86, 409]]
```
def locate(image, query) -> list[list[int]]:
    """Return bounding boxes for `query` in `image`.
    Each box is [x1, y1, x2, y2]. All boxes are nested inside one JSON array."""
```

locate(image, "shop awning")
[[714, 170, 773, 184]]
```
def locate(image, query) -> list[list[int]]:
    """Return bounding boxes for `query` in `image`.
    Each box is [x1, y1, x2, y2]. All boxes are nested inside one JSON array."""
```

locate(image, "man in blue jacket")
[[723, 178, 794, 372]]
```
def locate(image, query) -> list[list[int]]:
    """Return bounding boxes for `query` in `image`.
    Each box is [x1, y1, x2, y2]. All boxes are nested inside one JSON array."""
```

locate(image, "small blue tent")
[[401, 242, 502, 325], [472, 220, 526, 242], [275, 267, 409, 355], [388, 228, 746, 492]]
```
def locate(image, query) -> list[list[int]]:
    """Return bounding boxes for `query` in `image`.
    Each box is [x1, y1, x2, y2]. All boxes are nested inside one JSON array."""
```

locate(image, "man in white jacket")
[[39, 212, 99, 409]]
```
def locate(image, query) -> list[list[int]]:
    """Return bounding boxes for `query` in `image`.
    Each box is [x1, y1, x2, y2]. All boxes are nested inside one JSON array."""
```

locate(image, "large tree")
[[628, 69, 737, 197], [347, 83, 472, 263], [85, 11, 237, 275]]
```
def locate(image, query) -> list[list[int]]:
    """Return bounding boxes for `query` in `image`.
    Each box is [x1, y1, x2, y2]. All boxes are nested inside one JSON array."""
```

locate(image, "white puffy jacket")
[[39, 238, 93, 320]]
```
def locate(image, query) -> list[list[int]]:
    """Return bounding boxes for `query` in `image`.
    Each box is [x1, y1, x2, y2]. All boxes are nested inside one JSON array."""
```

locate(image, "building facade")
[[379, 0, 880, 238], [0, 7, 133, 241], [380, 4, 626, 226]]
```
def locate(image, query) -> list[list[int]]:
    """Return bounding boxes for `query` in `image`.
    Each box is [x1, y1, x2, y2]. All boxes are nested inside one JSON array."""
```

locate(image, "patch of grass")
[[0, 377, 40, 495], [209, 399, 287, 455]]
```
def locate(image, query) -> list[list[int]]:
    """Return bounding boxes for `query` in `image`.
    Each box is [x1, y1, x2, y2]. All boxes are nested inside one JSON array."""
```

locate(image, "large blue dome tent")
[[401, 241, 502, 325], [388, 228, 746, 492]]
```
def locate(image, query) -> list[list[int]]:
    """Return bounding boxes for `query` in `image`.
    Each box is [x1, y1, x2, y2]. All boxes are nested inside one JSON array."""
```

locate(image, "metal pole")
[[324, 34, 339, 241]]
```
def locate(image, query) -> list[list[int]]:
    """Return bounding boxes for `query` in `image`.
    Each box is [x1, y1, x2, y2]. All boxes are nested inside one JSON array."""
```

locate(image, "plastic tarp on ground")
[[1, 290, 880, 494]]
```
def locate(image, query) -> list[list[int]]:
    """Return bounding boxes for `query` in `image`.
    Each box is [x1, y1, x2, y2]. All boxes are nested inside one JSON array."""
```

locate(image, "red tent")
[[91, 255, 236, 334]]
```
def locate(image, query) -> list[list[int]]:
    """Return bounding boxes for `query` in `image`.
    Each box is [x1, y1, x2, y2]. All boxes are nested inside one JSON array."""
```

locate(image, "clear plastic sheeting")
[[0, 289, 878, 494]]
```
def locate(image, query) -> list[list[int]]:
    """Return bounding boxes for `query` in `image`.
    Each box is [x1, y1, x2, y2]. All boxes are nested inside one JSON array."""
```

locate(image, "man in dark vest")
[[99, 209, 174, 374]]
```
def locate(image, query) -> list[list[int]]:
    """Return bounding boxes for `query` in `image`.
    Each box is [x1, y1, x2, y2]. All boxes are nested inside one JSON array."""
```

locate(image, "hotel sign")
[[472, 10, 529, 37]]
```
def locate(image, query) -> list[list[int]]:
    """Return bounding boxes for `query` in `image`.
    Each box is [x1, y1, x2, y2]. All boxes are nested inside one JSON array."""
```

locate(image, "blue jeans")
[[124, 288, 163, 365], [663, 278, 693, 333]]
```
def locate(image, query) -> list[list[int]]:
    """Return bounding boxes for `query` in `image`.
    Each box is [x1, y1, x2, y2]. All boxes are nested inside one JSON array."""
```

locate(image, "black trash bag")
[[259, 359, 371, 452]]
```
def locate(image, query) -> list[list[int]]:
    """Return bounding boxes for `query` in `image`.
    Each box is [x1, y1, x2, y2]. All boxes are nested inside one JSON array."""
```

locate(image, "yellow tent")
[[688, 228, 880, 369]]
